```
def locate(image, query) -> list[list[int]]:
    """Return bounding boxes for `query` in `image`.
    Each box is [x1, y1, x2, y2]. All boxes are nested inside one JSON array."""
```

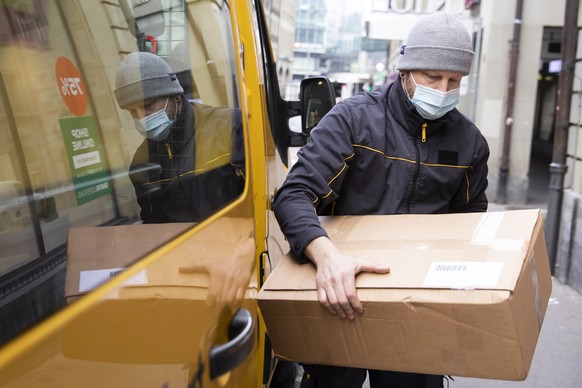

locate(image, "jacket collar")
[[169, 96, 192, 142], [149, 95, 192, 144]]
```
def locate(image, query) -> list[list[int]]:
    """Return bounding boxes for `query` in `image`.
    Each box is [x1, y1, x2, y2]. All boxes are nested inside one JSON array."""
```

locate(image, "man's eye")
[[143, 99, 158, 108]]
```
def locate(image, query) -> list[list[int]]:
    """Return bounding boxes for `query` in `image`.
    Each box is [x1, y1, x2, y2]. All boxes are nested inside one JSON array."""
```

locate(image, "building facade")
[[293, 0, 327, 78], [264, 0, 296, 93]]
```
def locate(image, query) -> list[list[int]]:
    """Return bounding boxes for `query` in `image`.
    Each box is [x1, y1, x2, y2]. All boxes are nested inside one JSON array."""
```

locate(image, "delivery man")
[[273, 12, 490, 387], [114, 51, 245, 223]]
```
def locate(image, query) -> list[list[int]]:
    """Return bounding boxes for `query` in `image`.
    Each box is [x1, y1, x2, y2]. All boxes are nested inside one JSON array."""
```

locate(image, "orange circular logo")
[[55, 56, 87, 116]]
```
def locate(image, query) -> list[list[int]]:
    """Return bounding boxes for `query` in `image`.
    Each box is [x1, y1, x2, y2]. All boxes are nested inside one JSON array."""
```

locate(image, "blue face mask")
[[134, 98, 174, 141], [408, 73, 460, 120]]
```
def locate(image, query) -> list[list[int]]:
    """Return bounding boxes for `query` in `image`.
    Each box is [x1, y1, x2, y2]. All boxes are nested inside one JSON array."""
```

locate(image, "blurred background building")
[[264, 0, 297, 93]]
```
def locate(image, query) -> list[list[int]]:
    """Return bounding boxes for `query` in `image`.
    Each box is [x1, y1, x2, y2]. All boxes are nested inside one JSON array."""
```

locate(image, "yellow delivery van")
[[0, 0, 335, 386]]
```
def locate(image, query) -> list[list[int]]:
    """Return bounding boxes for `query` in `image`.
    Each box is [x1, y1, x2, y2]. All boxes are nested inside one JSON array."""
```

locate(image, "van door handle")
[[209, 308, 255, 379]]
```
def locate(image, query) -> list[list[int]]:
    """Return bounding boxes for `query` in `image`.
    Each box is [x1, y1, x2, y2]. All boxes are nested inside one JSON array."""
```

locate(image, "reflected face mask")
[[134, 97, 174, 141]]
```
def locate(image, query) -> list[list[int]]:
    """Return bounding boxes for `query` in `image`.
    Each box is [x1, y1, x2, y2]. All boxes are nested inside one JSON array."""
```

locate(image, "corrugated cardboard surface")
[[258, 210, 552, 380]]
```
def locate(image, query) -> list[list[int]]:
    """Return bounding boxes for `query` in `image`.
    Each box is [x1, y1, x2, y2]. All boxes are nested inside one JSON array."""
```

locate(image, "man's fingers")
[[318, 281, 357, 319], [343, 276, 363, 316], [321, 284, 349, 318], [312, 252, 388, 320], [317, 287, 338, 316], [335, 287, 355, 320], [357, 261, 391, 275], [338, 299, 356, 320]]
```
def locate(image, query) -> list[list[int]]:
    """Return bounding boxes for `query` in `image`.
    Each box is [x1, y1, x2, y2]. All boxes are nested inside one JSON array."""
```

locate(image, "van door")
[[0, 0, 260, 386]]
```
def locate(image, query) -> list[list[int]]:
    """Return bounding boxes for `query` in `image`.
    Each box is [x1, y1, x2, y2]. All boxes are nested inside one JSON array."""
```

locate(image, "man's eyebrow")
[[143, 98, 158, 105]]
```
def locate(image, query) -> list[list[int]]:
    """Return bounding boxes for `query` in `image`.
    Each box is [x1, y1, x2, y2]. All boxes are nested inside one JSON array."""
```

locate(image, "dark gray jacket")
[[273, 80, 489, 257]]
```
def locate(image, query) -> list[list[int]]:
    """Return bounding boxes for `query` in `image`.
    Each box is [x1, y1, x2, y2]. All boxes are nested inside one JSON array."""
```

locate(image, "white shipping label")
[[78, 267, 148, 293], [423, 261, 504, 289], [73, 150, 101, 169]]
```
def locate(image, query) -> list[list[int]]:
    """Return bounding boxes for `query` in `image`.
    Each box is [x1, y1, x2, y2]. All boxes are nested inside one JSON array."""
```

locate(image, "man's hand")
[[304, 236, 390, 320], [178, 234, 255, 307]]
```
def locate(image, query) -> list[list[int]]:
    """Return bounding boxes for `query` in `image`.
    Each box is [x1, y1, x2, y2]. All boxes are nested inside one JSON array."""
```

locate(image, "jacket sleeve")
[[450, 131, 490, 213], [273, 103, 356, 258]]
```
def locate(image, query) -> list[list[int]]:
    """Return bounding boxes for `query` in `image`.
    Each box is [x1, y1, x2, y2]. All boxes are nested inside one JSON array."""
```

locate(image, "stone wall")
[[556, 190, 582, 295]]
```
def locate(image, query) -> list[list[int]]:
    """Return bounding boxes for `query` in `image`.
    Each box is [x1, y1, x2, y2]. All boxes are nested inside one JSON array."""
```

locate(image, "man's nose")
[[130, 107, 147, 120], [433, 80, 450, 92]]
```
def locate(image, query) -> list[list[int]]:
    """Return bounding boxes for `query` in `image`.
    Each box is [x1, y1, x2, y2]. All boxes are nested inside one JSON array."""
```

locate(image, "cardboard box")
[[65, 222, 194, 302], [258, 210, 552, 380]]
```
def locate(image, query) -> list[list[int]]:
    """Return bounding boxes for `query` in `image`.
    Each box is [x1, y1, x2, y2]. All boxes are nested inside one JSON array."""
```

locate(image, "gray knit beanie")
[[397, 13, 474, 75], [114, 52, 183, 108]]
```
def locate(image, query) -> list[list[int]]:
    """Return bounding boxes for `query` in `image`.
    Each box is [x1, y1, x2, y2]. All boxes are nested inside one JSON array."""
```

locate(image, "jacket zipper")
[[165, 142, 173, 159], [405, 123, 425, 213]]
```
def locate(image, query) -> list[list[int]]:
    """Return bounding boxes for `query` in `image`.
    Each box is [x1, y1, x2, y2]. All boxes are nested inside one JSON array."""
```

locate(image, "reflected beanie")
[[397, 13, 474, 76], [114, 52, 183, 108]]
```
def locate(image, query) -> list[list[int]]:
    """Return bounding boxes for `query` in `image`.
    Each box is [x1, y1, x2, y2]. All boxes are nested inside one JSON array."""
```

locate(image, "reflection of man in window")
[[114, 52, 244, 223]]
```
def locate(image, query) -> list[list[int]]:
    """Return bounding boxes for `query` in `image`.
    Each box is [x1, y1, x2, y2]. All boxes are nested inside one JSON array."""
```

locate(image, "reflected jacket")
[[273, 80, 490, 258], [129, 100, 245, 223]]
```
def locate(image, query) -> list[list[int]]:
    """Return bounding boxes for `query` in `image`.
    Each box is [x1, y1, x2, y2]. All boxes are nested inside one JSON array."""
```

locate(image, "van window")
[[0, 0, 245, 342]]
